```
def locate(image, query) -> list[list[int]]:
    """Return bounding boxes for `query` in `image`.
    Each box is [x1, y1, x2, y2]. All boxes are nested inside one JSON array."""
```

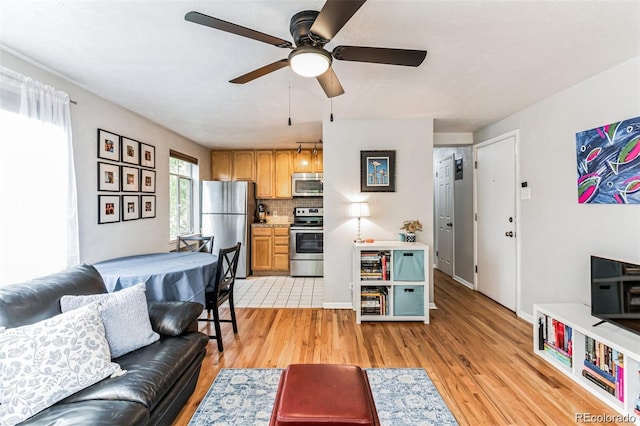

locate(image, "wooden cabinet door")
[[273, 228, 290, 271], [251, 228, 272, 271], [293, 150, 313, 173], [274, 150, 292, 198], [255, 151, 274, 198], [211, 151, 232, 180], [312, 150, 323, 172], [233, 151, 255, 181]]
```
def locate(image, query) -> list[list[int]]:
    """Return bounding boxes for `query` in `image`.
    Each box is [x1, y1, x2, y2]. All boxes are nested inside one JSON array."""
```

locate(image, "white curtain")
[[0, 66, 79, 285]]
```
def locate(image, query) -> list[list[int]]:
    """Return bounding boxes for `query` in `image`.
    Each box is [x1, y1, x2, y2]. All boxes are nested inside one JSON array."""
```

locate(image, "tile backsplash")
[[257, 197, 323, 221]]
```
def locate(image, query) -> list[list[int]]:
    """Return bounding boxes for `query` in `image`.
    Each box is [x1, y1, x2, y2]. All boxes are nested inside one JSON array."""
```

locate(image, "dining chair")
[[177, 235, 214, 253], [198, 242, 241, 352]]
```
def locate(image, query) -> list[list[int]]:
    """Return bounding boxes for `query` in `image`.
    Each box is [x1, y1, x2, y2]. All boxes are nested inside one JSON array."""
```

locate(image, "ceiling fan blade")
[[185, 11, 293, 49], [310, 0, 366, 41], [333, 45, 427, 67], [316, 67, 345, 98], [229, 59, 290, 84]]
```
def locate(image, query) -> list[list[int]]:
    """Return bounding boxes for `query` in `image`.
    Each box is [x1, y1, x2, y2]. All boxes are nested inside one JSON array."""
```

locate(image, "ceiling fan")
[[185, 0, 427, 98]]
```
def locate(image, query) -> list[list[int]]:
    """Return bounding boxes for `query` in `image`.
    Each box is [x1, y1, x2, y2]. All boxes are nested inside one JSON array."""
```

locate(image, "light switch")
[[521, 188, 531, 200]]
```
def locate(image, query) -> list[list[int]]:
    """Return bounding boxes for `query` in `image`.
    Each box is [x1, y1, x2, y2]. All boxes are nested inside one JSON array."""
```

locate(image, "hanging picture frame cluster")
[[97, 128, 156, 224]]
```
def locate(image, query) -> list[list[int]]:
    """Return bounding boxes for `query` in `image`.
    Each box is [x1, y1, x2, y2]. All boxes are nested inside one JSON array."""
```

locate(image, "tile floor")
[[233, 276, 324, 308]]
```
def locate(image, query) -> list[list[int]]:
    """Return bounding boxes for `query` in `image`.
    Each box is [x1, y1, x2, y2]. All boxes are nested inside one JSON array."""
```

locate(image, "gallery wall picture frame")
[[141, 195, 156, 219], [98, 195, 120, 224], [97, 129, 120, 162], [121, 166, 140, 192], [98, 161, 120, 192], [122, 195, 140, 221], [140, 169, 156, 193], [121, 137, 140, 165], [140, 143, 155, 168], [360, 150, 396, 192]]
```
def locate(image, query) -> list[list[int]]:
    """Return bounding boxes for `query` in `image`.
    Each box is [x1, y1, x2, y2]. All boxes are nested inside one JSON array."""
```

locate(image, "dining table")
[[93, 251, 218, 306]]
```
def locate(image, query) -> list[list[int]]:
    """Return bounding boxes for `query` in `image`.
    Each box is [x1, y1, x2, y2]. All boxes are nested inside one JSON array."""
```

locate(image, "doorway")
[[474, 131, 519, 312]]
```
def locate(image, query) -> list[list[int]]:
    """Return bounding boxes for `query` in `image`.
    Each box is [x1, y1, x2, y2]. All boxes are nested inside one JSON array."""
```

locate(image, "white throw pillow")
[[61, 283, 159, 358], [0, 302, 124, 425]]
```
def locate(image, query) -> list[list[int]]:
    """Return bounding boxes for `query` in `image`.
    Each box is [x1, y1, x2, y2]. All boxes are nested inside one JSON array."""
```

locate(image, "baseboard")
[[517, 310, 534, 324], [429, 302, 438, 310], [453, 275, 474, 289], [323, 302, 353, 309]]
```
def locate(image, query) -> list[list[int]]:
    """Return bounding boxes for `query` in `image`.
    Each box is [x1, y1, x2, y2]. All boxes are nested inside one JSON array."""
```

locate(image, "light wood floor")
[[173, 270, 625, 425]]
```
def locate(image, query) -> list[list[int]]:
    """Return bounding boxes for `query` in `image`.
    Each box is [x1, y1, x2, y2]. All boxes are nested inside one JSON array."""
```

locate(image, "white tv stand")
[[533, 303, 640, 423]]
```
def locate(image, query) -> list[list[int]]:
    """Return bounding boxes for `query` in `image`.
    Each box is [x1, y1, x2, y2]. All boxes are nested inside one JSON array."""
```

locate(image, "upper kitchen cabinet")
[[293, 150, 323, 173], [274, 150, 292, 198], [211, 151, 232, 180], [255, 150, 274, 198], [255, 150, 292, 199], [233, 151, 255, 181], [211, 150, 255, 181]]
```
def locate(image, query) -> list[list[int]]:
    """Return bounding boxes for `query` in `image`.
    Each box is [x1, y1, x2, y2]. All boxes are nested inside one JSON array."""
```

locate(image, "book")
[[584, 360, 616, 384], [581, 370, 615, 396]]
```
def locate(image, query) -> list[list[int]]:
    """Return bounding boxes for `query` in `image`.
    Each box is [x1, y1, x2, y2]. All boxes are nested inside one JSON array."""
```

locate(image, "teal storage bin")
[[393, 286, 424, 316], [393, 250, 425, 281]]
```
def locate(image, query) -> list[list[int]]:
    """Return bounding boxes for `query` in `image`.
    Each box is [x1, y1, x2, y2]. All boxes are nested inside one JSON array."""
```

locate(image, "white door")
[[475, 135, 517, 311], [436, 155, 454, 276]]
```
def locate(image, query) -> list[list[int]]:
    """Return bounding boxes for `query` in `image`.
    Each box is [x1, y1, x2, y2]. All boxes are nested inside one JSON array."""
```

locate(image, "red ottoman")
[[270, 364, 380, 426]]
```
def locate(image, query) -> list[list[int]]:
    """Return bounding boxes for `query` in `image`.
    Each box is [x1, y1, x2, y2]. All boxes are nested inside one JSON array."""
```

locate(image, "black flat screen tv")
[[591, 255, 640, 337]]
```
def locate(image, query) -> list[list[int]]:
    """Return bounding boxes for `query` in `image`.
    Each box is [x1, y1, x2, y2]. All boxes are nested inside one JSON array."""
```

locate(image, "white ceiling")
[[1, 0, 639, 149]]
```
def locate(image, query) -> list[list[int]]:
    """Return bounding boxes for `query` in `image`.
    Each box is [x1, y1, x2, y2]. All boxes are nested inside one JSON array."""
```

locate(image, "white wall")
[[474, 55, 640, 317], [323, 119, 434, 307], [1, 50, 211, 264]]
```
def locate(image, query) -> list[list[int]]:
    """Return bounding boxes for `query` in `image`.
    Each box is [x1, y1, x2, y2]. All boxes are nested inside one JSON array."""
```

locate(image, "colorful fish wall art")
[[576, 116, 640, 204]]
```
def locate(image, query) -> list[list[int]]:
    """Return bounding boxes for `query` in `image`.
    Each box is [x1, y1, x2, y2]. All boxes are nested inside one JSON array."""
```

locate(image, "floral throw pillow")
[[0, 302, 124, 425], [61, 283, 159, 359]]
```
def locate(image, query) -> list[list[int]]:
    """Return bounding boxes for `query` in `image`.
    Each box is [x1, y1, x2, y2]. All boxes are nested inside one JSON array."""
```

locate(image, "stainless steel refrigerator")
[[201, 181, 256, 278]]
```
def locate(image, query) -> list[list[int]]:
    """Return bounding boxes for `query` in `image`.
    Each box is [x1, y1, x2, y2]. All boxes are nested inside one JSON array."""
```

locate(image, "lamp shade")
[[349, 202, 370, 218], [289, 47, 332, 78]]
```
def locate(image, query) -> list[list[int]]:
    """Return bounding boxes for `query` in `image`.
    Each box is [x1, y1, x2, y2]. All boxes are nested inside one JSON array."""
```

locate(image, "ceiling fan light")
[[289, 47, 332, 78]]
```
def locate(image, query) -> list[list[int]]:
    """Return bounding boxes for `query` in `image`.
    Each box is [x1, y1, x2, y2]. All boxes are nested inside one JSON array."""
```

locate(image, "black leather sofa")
[[0, 264, 209, 425]]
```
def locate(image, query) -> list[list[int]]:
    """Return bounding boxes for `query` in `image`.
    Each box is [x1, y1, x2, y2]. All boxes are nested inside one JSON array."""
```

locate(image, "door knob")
[[505, 231, 514, 237]]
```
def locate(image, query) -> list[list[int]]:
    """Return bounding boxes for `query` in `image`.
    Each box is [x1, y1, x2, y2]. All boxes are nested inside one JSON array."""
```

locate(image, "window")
[[169, 151, 199, 239], [0, 66, 78, 285]]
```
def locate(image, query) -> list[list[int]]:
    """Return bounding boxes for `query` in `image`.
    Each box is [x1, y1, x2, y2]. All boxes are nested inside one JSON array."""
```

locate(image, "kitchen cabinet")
[[274, 150, 292, 198], [233, 151, 255, 181], [255, 151, 274, 198], [251, 225, 289, 275], [293, 149, 324, 173], [211, 151, 232, 180], [255, 150, 292, 199]]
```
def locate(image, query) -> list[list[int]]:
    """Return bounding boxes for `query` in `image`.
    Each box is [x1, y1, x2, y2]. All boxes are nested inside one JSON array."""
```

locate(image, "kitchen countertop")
[[251, 223, 290, 228]]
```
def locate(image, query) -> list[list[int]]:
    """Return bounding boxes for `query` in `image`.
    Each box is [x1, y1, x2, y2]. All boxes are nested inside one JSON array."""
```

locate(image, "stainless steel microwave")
[[292, 173, 323, 197]]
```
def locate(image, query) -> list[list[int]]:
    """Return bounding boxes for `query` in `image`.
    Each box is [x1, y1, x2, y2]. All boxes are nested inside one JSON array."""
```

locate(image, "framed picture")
[[97, 129, 120, 162], [122, 195, 140, 221], [141, 169, 156, 193], [121, 137, 140, 165], [141, 195, 156, 219], [140, 143, 155, 168], [121, 166, 139, 192], [360, 150, 396, 192], [98, 161, 120, 192], [98, 195, 120, 224]]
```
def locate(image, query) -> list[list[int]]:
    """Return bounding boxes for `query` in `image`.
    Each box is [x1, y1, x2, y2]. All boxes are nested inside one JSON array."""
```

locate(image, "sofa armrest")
[[147, 301, 203, 336]]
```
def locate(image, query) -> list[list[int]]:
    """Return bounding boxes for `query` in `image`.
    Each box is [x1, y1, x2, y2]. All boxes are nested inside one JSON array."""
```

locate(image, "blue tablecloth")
[[93, 252, 217, 305]]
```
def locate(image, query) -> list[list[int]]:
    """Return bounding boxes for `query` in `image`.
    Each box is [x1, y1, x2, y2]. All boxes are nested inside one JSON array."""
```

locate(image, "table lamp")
[[349, 202, 370, 243]]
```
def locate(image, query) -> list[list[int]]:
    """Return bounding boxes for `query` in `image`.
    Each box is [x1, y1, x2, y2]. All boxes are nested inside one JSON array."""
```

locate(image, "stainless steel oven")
[[290, 207, 323, 277], [292, 173, 323, 197]]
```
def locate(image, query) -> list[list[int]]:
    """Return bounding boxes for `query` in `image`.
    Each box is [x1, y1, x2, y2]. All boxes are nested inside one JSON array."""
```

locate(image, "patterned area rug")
[[189, 368, 458, 426]]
